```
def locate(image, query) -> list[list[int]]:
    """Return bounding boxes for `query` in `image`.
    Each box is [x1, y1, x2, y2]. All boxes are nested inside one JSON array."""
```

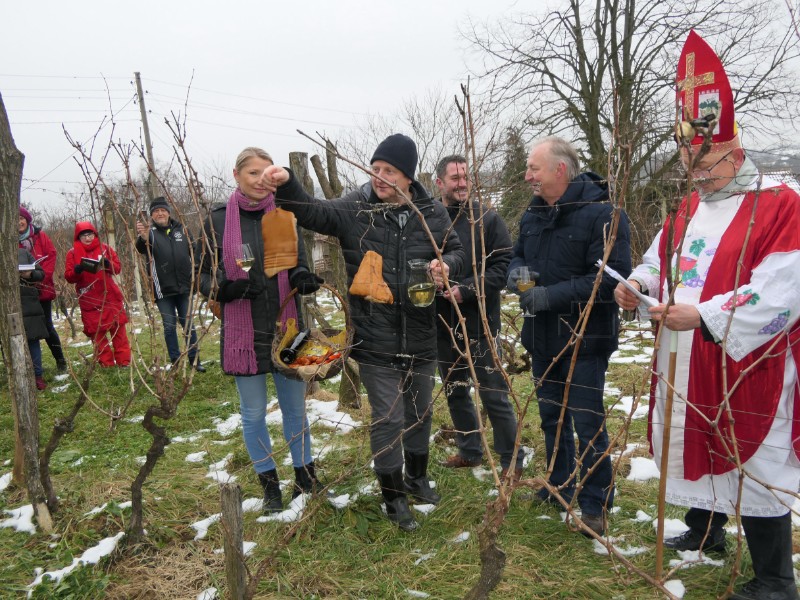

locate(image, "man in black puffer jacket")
[[136, 197, 204, 371], [508, 137, 631, 538], [267, 134, 465, 532], [433, 155, 523, 482]]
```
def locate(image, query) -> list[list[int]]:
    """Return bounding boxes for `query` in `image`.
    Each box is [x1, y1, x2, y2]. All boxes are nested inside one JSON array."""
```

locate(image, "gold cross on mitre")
[[677, 52, 715, 118]]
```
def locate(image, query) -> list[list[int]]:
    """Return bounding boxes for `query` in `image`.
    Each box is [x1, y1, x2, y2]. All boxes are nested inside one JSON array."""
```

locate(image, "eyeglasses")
[[79, 232, 95, 239], [678, 150, 735, 177]]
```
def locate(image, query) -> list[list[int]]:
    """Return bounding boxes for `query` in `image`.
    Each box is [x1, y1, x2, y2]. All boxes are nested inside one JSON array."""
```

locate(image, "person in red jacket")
[[18, 206, 68, 372], [64, 222, 131, 367]]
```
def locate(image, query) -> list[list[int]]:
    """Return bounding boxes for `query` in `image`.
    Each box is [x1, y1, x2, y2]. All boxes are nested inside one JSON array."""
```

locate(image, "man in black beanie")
[[265, 134, 465, 533], [136, 197, 205, 372]]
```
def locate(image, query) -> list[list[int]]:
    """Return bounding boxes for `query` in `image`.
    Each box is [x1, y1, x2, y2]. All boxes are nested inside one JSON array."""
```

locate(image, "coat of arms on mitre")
[[697, 91, 722, 135]]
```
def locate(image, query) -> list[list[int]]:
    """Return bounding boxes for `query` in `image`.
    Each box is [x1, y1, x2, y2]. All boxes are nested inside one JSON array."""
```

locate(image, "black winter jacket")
[[508, 172, 632, 359], [276, 173, 465, 367], [435, 200, 512, 340], [135, 218, 194, 299], [197, 205, 310, 375], [18, 249, 48, 341]]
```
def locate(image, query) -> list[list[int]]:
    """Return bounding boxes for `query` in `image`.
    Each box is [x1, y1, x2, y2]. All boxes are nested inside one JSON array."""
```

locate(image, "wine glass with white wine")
[[237, 243, 255, 273], [516, 266, 535, 317]]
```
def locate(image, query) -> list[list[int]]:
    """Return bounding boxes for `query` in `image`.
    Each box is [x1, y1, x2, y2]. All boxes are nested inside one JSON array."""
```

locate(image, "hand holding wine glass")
[[237, 243, 255, 273], [516, 266, 534, 292]]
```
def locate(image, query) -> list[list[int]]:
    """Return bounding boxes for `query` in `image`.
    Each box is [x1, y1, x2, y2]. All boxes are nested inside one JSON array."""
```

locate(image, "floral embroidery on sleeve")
[[758, 311, 791, 335], [721, 289, 760, 311]]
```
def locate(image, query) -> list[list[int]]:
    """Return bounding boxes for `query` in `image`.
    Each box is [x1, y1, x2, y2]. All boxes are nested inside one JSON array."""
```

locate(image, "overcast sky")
[[1, 0, 525, 213]]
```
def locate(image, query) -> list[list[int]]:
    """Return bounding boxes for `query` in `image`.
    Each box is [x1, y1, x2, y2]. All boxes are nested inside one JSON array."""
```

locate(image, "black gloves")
[[290, 271, 324, 295], [218, 278, 265, 302], [73, 264, 84, 274], [520, 286, 550, 315]]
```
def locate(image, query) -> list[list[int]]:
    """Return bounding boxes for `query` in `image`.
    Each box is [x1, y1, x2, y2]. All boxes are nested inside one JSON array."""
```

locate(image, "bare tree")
[[466, 0, 800, 253]]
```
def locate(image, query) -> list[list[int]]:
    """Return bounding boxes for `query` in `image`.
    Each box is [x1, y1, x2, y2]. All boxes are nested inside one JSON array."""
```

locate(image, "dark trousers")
[[155, 294, 199, 363], [359, 358, 436, 474], [534, 354, 614, 516], [40, 300, 65, 363], [684, 507, 796, 589], [437, 329, 521, 469]]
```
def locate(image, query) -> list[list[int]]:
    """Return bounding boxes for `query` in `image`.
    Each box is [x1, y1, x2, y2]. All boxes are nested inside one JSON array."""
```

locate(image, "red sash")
[[653, 185, 800, 479]]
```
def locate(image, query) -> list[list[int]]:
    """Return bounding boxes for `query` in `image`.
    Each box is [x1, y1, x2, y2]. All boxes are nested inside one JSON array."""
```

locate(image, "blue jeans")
[[234, 372, 312, 474], [155, 294, 198, 363], [533, 354, 614, 516], [29, 340, 42, 377]]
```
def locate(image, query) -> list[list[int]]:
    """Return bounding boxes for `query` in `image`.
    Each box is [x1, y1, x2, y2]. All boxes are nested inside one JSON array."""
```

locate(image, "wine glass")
[[516, 266, 535, 317], [237, 243, 255, 273]]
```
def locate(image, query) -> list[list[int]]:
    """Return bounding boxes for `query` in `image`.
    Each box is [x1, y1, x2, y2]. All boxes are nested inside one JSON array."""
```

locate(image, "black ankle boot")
[[257, 469, 283, 514], [734, 514, 800, 599], [292, 462, 324, 499], [377, 470, 418, 532], [403, 452, 441, 505]]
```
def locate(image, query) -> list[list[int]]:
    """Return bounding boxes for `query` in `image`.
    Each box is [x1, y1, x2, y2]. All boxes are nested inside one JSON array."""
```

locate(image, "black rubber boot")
[[403, 451, 441, 505], [377, 470, 418, 532], [292, 462, 324, 499], [257, 469, 283, 514]]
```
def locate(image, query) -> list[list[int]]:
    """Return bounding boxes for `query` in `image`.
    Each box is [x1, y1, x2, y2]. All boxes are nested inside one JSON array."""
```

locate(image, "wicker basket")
[[272, 283, 353, 382]]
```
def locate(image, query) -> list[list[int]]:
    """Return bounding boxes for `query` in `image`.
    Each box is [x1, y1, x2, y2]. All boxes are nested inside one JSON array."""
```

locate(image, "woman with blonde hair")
[[198, 147, 323, 513]]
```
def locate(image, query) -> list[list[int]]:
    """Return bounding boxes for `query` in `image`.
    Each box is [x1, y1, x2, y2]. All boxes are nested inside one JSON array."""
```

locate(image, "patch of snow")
[[413, 552, 436, 566], [1, 504, 36, 534], [51, 384, 70, 394], [191, 514, 221, 540], [450, 531, 470, 543], [257, 494, 306, 523], [305, 398, 362, 433], [185, 451, 207, 463], [669, 549, 725, 569], [54, 374, 70, 382], [212, 414, 241, 437], [627, 457, 660, 481], [127, 415, 145, 423], [206, 454, 236, 484], [172, 433, 203, 443], [663, 580, 685, 598], [243, 541, 256, 556], [69, 340, 92, 348], [27, 532, 125, 596], [0, 472, 12, 492], [406, 590, 430, 598], [242, 498, 263, 513], [633, 510, 653, 523], [609, 354, 653, 364], [652, 518, 690, 538], [471, 467, 493, 481], [412, 503, 436, 515], [197, 588, 218, 600], [592, 536, 649, 556], [611, 396, 649, 420], [328, 494, 352, 509], [83, 500, 132, 517]]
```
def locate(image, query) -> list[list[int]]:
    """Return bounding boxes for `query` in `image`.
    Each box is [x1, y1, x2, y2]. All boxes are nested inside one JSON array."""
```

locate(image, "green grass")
[[0, 312, 779, 599]]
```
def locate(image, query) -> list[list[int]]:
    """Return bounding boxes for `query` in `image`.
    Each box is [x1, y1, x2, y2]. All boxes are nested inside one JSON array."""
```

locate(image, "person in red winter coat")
[[64, 222, 131, 367]]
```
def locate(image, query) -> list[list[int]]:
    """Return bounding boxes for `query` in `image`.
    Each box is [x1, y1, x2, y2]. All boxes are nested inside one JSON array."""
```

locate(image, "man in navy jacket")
[[508, 137, 631, 536]]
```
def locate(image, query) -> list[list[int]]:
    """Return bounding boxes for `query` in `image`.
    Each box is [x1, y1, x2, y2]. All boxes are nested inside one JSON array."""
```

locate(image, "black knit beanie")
[[370, 134, 418, 180], [149, 197, 170, 214]]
